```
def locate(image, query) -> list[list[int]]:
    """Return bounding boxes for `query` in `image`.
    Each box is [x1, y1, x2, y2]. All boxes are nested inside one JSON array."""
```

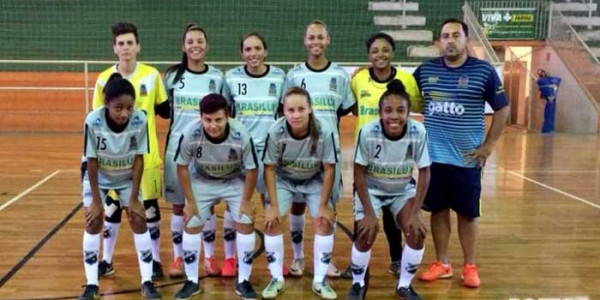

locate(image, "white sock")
[[398, 245, 424, 289], [202, 213, 216, 258], [289, 213, 305, 259], [264, 234, 284, 281], [133, 231, 154, 284], [351, 244, 371, 287], [223, 210, 236, 259], [171, 214, 184, 258], [236, 231, 255, 283], [313, 234, 334, 283], [102, 222, 120, 264], [83, 231, 100, 286], [182, 231, 202, 284], [147, 221, 161, 262]]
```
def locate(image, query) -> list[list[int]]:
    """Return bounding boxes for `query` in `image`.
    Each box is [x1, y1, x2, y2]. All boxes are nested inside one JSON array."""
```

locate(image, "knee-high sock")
[[102, 222, 120, 263], [147, 221, 161, 262], [398, 245, 424, 288], [171, 214, 184, 259], [202, 213, 216, 258], [351, 244, 371, 287], [313, 233, 334, 283], [236, 231, 255, 283], [133, 231, 154, 283], [223, 210, 236, 259], [182, 232, 202, 284], [264, 234, 284, 281], [83, 231, 100, 285], [289, 214, 305, 259]]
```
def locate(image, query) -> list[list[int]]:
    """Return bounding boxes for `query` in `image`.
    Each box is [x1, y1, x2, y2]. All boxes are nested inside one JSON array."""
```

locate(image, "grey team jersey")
[[84, 108, 149, 189], [175, 118, 258, 180], [285, 62, 355, 136], [263, 117, 338, 182], [354, 118, 431, 196], [164, 66, 230, 153], [225, 65, 285, 151]]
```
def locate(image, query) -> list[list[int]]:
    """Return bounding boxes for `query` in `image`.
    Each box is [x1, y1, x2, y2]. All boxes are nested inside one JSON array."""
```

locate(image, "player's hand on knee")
[[358, 213, 378, 246], [85, 201, 104, 228], [407, 213, 427, 245], [318, 204, 334, 225], [183, 203, 199, 223], [128, 200, 146, 220], [239, 200, 255, 222], [264, 205, 280, 232]]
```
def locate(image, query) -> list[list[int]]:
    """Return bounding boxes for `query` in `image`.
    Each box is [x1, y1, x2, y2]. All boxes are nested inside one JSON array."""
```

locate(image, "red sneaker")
[[418, 260, 453, 281], [221, 258, 237, 277], [461, 264, 480, 288], [168, 257, 184, 278], [203, 256, 221, 276]]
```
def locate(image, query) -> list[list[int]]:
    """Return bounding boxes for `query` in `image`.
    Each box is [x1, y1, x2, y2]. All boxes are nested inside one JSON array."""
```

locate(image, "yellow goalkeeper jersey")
[[351, 67, 422, 140], [92, 63, 168, 169]]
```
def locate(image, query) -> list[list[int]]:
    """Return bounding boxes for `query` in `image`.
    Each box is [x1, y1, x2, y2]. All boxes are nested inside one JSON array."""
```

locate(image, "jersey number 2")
[[374, 144, 382, 159]]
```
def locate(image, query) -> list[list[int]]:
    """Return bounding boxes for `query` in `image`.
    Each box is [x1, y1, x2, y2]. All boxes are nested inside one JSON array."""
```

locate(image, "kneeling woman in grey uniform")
[[174, 94, 260, 300], [261, 87, 338, 300], [346, 79, 431, 300]]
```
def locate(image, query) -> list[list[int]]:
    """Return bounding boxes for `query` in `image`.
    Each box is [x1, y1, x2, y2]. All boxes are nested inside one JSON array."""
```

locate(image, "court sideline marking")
[[506, 170, 600, 210], [0, 170, 60, 212]]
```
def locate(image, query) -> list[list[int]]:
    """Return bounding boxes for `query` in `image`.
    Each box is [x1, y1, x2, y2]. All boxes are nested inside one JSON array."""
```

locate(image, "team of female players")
[[81, 20, 429, 300]]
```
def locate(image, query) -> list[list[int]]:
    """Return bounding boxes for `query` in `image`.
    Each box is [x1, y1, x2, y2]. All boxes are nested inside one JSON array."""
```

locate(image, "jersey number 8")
[[196, 146, 203, 159]]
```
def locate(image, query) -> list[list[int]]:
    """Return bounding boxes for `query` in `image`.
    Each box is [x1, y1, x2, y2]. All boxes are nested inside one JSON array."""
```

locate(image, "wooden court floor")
[[0, 125, 599, 300]]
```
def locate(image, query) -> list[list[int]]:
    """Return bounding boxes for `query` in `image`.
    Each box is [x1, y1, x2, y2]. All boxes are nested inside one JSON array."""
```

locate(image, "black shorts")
[[422, 163, 482, 218]]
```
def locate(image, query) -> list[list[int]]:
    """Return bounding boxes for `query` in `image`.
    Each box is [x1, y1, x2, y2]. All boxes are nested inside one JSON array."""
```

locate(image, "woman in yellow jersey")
[[91, 21, 169, 281], [341, 32, 421, 278]]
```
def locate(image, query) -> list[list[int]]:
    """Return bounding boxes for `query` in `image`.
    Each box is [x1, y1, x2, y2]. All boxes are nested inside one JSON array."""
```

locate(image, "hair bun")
[[386, 79, 406, 93], [107, 72, 123, 83]]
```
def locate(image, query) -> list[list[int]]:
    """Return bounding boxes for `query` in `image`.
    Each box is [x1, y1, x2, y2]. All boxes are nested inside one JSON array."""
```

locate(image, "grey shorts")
[[186, 175, 253, 229], [82, 174, 142, 208], [353, 187, 415, 228], [274, 176, 334, 218]]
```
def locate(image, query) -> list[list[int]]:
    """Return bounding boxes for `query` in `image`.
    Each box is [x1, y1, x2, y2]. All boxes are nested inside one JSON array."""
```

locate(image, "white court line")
[[506, 170, 600, 210], [508, 170, 600, 174], [0, 170, 60, 212]]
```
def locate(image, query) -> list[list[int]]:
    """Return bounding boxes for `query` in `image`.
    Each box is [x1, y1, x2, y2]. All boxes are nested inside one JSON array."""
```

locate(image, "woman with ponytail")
[[261, 87, 338, 299], [163, 23, 231, 278], [346, 79, 431, 300]]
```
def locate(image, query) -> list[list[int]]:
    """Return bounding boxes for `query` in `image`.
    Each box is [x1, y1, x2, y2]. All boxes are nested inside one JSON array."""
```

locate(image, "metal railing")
[[547, 3, 600, 113], [463, 2, 502, 64]]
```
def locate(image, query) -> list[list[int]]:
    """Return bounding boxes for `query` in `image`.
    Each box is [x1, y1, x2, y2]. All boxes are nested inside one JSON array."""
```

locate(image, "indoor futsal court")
[[0, 123, 598, 300], [1, 1, 600, 300]]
